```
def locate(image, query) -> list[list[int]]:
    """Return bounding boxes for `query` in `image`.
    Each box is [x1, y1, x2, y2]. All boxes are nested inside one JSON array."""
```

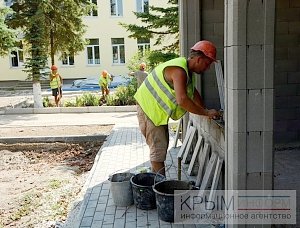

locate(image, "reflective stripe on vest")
[[134, 57, 195, 126], [143, 69, 178, 117]]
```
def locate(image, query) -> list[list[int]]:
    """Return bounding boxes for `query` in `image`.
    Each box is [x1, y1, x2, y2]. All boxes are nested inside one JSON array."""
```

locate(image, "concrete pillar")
[[224, 0, 275, 192], [179, 0, 202, 57]]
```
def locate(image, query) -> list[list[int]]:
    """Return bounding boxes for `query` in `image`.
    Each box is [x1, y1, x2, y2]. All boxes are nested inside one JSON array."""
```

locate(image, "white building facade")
[[0, 0, 171, 81]]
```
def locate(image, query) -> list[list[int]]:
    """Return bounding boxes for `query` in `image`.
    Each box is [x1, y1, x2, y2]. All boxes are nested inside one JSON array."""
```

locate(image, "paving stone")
[[125, 221, 137, 228], [115, 209, 127, 219], [101, 224, 113, 228], [113, 218, 125, 227], [91, 220, 102, 228], [145, 220, 159, 227], [98, 196, 109, 204], [89, 193, 100, 201], [136, 208, 147, 217], [102, 214, 115, 224], [137, 216, 148, 227], [96, 203, 107, 212], [86, 200, 97, 209], [80, 216, 93, 227], [183, 224, 197, 227], [105, 205, 116, 215], [147, 209, 158, 221], [126, 206, 136, 213], [107, 199, 115, 207], [125, 212, 137, 222], [83, 207, 96, 217], [172, 224, 184, 227], [93, 211, 104, 221]]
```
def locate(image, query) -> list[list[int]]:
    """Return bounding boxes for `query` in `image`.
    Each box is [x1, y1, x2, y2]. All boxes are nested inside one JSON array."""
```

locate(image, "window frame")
[[88, 0, 98, 17], [137, 38, 150, 55], [110, 0, 123, 17], [86, 39, 100, 65], [61, 53, 75, 66], [111, 38, 125, 64], [10, 42, 24, 68], [136, 0, 149, 13]]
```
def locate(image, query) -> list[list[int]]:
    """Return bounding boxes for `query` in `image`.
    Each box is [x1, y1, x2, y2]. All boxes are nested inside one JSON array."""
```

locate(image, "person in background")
[[128, 62, 148, 88], [134, 40, 221, 175], [49, 65, 63, 107], [99, 70, 112, 97]]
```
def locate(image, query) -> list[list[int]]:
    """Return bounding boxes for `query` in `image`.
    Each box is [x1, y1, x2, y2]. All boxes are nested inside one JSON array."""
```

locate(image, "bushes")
[[106, 80, 137, 106], [43, 96, 55, 107], [43, 82, 137, 107], [76, 93, 100, 106]]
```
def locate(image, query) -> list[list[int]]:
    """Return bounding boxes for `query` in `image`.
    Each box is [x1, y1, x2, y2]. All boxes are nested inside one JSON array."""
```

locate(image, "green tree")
[[0, 6, 17, 56], [120, 0, 179, 66], [6, 0, 92, 107], [7, 0, 53, 107], [44, 0, 92, 65], [127, 50, 151, 72]]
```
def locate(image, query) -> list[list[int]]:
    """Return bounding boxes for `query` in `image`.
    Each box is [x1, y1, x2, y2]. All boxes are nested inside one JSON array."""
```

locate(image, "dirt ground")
[[0, 125, 113, 138], [0, 125, 113, 228]]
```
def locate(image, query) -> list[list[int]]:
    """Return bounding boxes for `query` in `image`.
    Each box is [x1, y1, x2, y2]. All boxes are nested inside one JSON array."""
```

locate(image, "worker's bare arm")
[[193, 89, 205, 108], [165, 66, 219, 118]]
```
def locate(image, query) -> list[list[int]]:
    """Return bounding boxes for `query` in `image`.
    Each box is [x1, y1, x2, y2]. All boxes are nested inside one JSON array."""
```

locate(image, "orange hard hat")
[[191, 40, 217, 61], [51, 65, 58, 70]]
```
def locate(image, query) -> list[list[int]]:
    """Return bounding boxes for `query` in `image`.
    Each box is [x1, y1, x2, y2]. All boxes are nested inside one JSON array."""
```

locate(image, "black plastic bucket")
[[153, 180, 192, 222], [130, 172, 165, 210]]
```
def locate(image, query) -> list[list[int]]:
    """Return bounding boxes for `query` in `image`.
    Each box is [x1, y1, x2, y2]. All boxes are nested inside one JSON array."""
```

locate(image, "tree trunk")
[[50, 29, 55, 65], [32, 81, 43, 108]]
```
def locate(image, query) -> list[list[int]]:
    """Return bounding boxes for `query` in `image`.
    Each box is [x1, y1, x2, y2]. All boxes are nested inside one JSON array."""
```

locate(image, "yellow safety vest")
[[49, 73, 61, 89], [99, 74, 111, 87], [134, 57, 195, 126]]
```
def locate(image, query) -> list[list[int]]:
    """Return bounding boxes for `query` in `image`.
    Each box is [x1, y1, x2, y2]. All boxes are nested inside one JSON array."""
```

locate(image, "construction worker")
[[134, 40, 221, 175], [128, 62, 148, 87], [49, 65, 63, 107], [99, 70, 112, 97]]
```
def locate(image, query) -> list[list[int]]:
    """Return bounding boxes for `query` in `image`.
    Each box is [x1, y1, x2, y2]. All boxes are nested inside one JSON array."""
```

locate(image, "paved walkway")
[[69, 120, 211, 228], [71, 123, 198, 228]]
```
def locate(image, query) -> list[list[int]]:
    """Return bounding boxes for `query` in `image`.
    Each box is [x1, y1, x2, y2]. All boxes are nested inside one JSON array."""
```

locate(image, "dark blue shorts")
[[52, 87, 62, 97]]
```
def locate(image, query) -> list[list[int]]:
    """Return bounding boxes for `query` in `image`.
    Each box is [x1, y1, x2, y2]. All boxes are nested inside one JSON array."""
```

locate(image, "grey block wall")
[[274, 0, 300, 143], [224, 0, 275, 192], [201, 0, 225, 110], [182, 0, 300, 143]]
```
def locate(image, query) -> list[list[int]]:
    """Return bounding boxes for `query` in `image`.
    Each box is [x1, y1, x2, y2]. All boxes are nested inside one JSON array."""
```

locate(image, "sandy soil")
[[0, 125, 113, 228]]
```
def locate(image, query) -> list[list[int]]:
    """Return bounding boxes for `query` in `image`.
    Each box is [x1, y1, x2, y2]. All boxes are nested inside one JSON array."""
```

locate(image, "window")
[[89, 0, 98, 16], [136, 0, 149, 13], [137, 38, 150, 54], [112, 38, 125, 64], [10, 42, 24, 67], [86, 39, 100, 65], [62, 53, 74, 66], [110, 0, 123, 16]]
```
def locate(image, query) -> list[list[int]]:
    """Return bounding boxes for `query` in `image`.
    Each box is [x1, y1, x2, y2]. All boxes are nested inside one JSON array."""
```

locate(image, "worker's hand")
[[206, 109, 221, 120]]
